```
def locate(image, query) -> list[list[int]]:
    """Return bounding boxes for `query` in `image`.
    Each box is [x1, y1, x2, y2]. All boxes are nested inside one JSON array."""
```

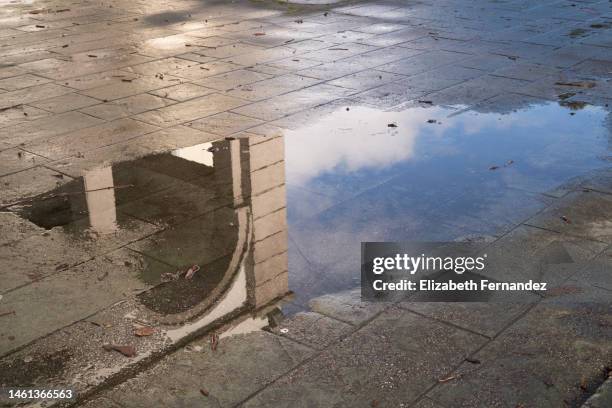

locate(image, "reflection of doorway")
[[9, 134, 289, 327]]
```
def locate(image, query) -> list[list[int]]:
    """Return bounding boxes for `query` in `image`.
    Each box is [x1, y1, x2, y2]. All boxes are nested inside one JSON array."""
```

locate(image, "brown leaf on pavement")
[[134, 326, 155, 337]]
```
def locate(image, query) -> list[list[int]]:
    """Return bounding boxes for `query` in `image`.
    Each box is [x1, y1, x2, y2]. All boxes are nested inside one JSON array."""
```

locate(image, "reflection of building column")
[[243, 135, 289, 307], [83, 167, 117, 234]]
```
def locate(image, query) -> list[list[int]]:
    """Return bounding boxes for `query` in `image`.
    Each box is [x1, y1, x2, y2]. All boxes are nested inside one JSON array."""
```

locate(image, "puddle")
[[2, 136, 290, 355], [283, 102, 611, 306], [2, 100, 610, 346]]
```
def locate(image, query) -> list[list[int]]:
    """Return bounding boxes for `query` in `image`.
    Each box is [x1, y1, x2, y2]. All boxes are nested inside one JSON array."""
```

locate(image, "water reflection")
[[2, 135, 289, 356], [283, 102, 610, 307]]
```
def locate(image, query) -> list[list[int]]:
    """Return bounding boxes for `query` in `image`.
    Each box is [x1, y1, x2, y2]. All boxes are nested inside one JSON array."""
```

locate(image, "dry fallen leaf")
[[555, 81, 596, 89], [134, 326, 155, 337]]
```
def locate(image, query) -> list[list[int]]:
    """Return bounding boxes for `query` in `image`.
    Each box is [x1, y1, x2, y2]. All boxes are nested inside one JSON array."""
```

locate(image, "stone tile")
[[360, 27, 431, 47], [0, 166, 74, 207], [0, 148, 48, 176], [327, 69, 405, 91], [0, 83, 73, 110], [25, 118, 160, 160], [0, 211, 42, 246], [398, 297, 536, 338], [377, 50, 471, 77], [148, 83, 215, 101], [0, 73, 51, 91], [169, 61, 242, 81], [80, 75, 184, 101], [29, 93, 100, 113], [102, 331, 312, 408], [483, 224, 606, 286], [270, 311, 353, 350], [0, 105, 50, 129], [244, 308, 486, 407], [0, 248, 169, 354], [308, 288, 387, 326], [526, 191, 612, 243], [187, 111, 264, 136], [60, 70, 140, 90], [231, 84, 354, 121], [80, 93, 175, 120], [195, 69, 272, 91], [226, 74, 321, 101], [125, 57, 200, 76], [427, 303, 612, 408], [265, 57, 322, 72], [134, 93, 247, 127], [300, 43, 379, 63]]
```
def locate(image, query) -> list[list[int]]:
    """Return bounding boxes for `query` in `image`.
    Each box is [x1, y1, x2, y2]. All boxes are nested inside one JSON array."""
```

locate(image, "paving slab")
[[243, 307, 487, 408]]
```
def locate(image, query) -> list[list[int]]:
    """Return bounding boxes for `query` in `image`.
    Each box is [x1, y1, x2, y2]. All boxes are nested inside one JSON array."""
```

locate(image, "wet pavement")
[[0, 0, 611, 407]]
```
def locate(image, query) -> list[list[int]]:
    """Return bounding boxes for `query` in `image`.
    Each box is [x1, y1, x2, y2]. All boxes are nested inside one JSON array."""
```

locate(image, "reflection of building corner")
[[241, 135, 290, 309]]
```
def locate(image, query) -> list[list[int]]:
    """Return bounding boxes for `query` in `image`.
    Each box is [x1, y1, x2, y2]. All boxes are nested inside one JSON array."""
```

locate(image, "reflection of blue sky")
[[282, 102, 610, 306], [285, 104, 607, 191]]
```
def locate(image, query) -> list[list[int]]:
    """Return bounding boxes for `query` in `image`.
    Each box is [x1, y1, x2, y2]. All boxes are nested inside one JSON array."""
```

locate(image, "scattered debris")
[[161, 270, 181, 282], [121, 79, 133, 82], [329, 48, 348, 51], [253, 32, 266, 36], [55, 263, 69, 271], [438, 374, 459, 383], [279, 328, 289, 334], [489, 165, 500, 171], [97, 271, 109, 281], [465, 357, 481, 364], [87, 54, 97, 58], [35, 25, 45, 28], [56, 8, 71, 12], [560, 215, 571, 224], [371, 400, 379, 407], [387, 123, 397, 128], [184, 265, 200, 280], [558, 92, 575, 100], [427, 119, 437, 124], [200, 388, 209, 397], [323, 12, 328, 16], [0, 310, 16, 318], [580, 376, 588, 391], [134, 326, 155, 337], [555, 81, 596, 89], [103, 344, 137, 357], [29, 9, 44, 14], [294, 19, 303, 24], [569, 28, 588, 38], [418, 100, 433, 104], [210, 332, 219, 351]]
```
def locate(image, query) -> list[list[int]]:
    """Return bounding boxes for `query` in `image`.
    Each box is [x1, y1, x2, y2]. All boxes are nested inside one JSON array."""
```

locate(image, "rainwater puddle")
[[283, 102, 611, 307], [4, 137, 289, 336]]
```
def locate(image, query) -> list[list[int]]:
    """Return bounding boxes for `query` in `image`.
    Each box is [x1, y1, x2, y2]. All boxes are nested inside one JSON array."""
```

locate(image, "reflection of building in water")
[[12, 133, 289, 331]]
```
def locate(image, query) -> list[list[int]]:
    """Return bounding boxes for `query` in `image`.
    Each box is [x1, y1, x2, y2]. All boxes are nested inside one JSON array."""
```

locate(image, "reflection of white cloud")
[[285, 106, 446, 185]]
